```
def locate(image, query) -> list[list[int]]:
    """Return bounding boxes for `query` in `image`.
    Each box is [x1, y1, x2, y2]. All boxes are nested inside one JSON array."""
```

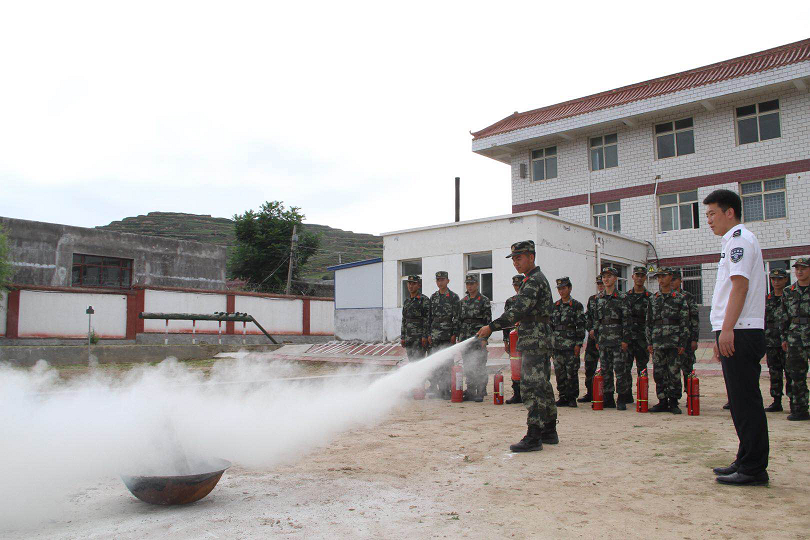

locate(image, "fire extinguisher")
[[687, 371, 700, 416], [493, 371, 504, 405], [451, 364, 464, 403], [592, 369, 604, 411], [636, 368, 649, 412], [509, 328, 521, 381]]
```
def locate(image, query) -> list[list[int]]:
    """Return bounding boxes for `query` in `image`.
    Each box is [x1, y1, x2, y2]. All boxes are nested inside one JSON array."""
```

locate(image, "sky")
[[1, 1, 808, 236]]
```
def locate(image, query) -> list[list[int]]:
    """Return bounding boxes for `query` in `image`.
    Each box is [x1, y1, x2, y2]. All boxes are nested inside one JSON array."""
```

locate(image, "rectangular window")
[[546, 209, 560, 216], [590, 134, 618, 171], [71, 254, 133, 288], [530, 146, 557, 181], [659, 190, 699, 232], [466, 252, 493, 300], [741, 178, 786, 222], [677, 265, 703, 304], [655, 117, 695, 159], [399, 259, 422, 306], [736, 99, 781, 145], [766, 260, 792, 293], [592, 200, 621, 233]]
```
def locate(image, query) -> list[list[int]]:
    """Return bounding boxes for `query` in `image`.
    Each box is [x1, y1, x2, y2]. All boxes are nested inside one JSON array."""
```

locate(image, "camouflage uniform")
[[646, 274, 690, 404], [581, 279, 603, 400], [428, 271, 460, 395], [551, 277, 586, 403], [674, 269, 699, 389], [765, 268, 792, 407], [779, 261, 810, 415], [488, 244, 556, 429], [503, 275, 524, 404], [625, 280, 652, 380], [458, 274, 492, 398], [593, 276, 631, 400], [400, 276, 430, 362]]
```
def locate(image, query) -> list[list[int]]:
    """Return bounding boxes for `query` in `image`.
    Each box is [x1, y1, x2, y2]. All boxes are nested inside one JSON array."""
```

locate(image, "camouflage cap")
[[435, 271, 449, 279], [465, 273, 479, 284], [506, 240, 535, 258], [555, 276, 572, 288], [769, 268, 788, 278], [671, 269, 682, 279], [601, 266, 619, 277], [406, 275, 421, 283], [654, 266, 674, 276], [632, 266, 648, 275], [512, 274, 524, 285], [793, 258, 810, 268], [595, 276, 603, 284]]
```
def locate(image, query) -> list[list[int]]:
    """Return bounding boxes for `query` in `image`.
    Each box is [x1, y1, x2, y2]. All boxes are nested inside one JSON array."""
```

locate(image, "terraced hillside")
[[98, 212, 382, 280]]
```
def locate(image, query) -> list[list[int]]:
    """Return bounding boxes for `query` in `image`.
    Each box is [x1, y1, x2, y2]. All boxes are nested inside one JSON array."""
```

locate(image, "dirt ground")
[[9, 371, 810, 539]]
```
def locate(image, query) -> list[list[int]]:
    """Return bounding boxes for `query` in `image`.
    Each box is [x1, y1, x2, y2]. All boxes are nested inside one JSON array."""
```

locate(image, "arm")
[[646, 297, 653, 354], [689, 297, 699, 349], [479, 281, 539, 338], [620, 297, 631, 349], [678, 296, 689, 354], [717, 275, 749, 357], [400, 302, 407, 345]]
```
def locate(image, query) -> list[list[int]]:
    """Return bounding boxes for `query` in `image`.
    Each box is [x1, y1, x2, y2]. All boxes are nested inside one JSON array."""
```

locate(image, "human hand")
[[782, 341, 788, 352], [421, 338, 427, 348], [400, 339, 405, 347], [450, 335, 457, 345], [574, 345, 581, 356], [647, 345, 653, 355], [691, 341, 698, 351], [589, 330, 595, 338], [428, 336, 433, 346], [476, 326, 492, 340], [621, 342, 628, 352], [677, 347, 685, 355], [718, 329, 735, 357]]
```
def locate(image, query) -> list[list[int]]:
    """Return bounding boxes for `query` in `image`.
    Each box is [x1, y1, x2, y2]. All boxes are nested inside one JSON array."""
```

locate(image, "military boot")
[[789, 399, 795, 415], [764, 399, 783, 412], [670, 400, 682, 414], [567, 396, 578, 407], [622, 392, 634, 405], [509, 425, 543, 452], [617, 396, 627, 411], [787, 410, 810, 421], [473, 384, 484, 403], [555, 396, 567, 407], [540, 419, 559, 445], [722, 402, 730, 410], [506, 381, 522, 404], [577, 392, 592, 403], [650, 399, 669, 413], [603, 393, 616, 408]]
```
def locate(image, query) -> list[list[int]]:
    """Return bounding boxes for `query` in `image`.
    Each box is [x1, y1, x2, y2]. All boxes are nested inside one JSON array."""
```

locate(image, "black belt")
[[793, 317, 810, 324], [523, 315, 550, 324], [432, 318, 452, 322], [653, 318, 681, 326], [632, 317, 645, 323], [601, 318, 621, 325], [554, 324, 575, 331], [404, 317, 426, 321]]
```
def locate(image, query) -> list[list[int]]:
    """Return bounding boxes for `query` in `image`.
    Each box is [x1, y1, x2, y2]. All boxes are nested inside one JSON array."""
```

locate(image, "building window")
[[741, 178, 786, 222], [71, 254, 133, 288], [659, 190, 699, 231], [601, 261, 628, 292], [399, 259, 422, 306], [531, 146, 557, 181], [466, 252, 493, 300], [590, 134, 618, 171], [736, 99, 781, 145], [546, 209, 560, 216], [655, 118, 695, 158], [592, 201, 621, 233], [766, 260, 792, 293], [676, 265, 703, 304]]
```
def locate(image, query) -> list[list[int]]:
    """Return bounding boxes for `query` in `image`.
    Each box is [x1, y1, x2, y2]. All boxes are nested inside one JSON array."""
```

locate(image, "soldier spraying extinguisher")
[[503, 275, 524, 403]]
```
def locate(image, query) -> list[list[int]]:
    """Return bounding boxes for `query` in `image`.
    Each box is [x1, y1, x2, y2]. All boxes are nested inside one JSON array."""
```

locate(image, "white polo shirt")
[[710, 223, 766, 331]]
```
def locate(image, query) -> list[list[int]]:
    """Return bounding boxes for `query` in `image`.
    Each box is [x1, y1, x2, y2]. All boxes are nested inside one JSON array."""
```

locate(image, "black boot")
[[577, 392, 592, 403], [555, 396, 567, 407], [722, 402, 730, 410], [764, 399, 783, 412], [506, 381, 522, 404], [473, 384, 484, 403], [670, 399, 682, 414], [510, 425, 543, 452], [540, 419, 559, 444], [567, 396, 578, 407], [603, 394, 616, 409], [617, 395, 627, 411], [623, 392, 634, 405], [650, 398, 669, 413], [787, 410, 810, 421], [790, 399, 795, 414]]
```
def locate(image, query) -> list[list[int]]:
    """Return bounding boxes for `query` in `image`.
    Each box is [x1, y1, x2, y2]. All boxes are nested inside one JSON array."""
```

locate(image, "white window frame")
[[399, 258, 422, 307], [465, 251, 493, 301], [675, 265, 703, 304], [654, 117, 695, 159], [589, 134, 618, 171], [658, 190, 699, 232], [740, 177, 787, 223], [735, 99, 781, 145], [601, 261, 628, 292], [530, 146, 558, 181], [592, 201, 621, 233]]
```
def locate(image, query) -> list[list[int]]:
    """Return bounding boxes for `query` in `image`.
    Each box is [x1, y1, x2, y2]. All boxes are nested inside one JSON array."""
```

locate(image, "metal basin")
[[121, 458, 231, 505]]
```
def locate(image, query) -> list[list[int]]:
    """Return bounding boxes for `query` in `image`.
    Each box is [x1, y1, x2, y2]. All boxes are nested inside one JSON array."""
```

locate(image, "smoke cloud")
[[0, 338, 478, 529]]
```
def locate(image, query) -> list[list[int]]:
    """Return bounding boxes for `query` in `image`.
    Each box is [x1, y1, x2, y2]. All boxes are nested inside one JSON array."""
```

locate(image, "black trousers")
[[717, 329, 768, 475]]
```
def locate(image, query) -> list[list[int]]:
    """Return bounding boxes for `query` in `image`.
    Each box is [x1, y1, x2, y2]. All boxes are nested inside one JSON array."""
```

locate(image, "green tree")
[[229, 202, 320, 293], [0, 224, 12, 292]]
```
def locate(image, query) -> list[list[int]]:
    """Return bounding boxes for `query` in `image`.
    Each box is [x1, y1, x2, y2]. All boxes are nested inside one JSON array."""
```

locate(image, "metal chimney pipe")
[[455, 177, 460, 222]]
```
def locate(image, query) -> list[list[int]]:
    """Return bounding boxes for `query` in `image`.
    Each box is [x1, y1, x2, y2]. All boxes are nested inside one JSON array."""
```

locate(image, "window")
[[399, 259, 422, 305], [590, 134, 618, 170], [741, 178, 786, 222], [466, 252, 493, 300], [531, 146, 557, 181], [659, 190, 699, 231], [766, 260, 792, 293], [592, 201, 621, 233], [676, 265, 703, 304], [655, 118, 695, 158], [736, 99, 781, 144], [71, 254, 133, 288], [546, 209, 559, 216], [601, 261, 628, 292]]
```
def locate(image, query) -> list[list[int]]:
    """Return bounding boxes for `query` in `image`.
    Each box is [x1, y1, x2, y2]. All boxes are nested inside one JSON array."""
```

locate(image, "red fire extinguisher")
[[509, 328, 521, 381], [592, 369, 604, 411], [636, 369, 649, 412], [687, 371, 700, 416], [493, 371, 504, 405], [451, 364, 464, 403]]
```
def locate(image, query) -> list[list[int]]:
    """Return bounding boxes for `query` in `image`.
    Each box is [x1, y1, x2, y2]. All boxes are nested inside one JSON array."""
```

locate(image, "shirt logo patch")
[[730, 247, 744, 263], [732, 229, 742, 237]]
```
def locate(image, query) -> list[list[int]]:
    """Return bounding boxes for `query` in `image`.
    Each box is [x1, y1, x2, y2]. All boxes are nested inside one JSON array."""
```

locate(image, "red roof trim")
[[472, 39, 810, 141]]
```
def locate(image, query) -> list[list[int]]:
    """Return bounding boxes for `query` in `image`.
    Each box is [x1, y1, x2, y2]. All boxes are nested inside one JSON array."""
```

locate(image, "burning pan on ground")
[[121, 458, 231, 505]]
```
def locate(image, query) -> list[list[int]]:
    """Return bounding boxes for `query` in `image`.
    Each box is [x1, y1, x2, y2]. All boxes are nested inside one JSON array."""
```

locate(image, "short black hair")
[[703, 189, 742, 220]]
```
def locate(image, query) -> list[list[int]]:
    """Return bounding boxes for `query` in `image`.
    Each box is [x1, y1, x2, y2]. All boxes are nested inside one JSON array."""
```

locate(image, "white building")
[[472, 38, 810, 306], [328, 258, 383, 341]]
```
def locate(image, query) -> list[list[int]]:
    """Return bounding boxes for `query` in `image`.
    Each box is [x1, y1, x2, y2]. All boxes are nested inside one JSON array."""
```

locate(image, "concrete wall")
[[144, 289, 228, 333], [1, 216, 228, 290], [309, 299, 335, 335], [0, 291, 7, 337], [334, 308, 383, 341], [17, 289, 128, 339], [235, 295, 303, 335], [334, 262, 382, 309]]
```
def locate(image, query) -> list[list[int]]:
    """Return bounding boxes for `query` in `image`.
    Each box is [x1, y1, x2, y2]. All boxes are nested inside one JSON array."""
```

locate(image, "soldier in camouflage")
[[764, 268, 792, 412], [646, 267, 690, 414], [625, 266, 651, 404], [551, 277, 586, 407], [458, 273, 492, 402], [503, 274, 524, 403], [672, 269, 700, 393], [779, 258, 810, 421], [428, 270, 460, 399], [400, 275, 430, 362], [477, 240, 558, 452], [593, 267, 632, 410], [578, 276, 604, 403]]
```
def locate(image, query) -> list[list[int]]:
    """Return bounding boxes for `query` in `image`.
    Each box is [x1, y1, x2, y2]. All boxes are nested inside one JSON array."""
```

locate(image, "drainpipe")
[[595, 241, 602, 282], [652, 175, 661, 254]]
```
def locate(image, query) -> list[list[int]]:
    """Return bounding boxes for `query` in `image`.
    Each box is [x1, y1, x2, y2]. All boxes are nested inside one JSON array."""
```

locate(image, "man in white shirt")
[[704, 189, 768, 486]]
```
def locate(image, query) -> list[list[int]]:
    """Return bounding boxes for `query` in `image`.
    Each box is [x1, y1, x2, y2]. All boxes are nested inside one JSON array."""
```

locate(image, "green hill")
[[98, 212, 382, 280]]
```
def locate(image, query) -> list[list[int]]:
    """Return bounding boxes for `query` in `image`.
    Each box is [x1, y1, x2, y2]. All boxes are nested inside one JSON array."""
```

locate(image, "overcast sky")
[[1, 1, 808, 236]]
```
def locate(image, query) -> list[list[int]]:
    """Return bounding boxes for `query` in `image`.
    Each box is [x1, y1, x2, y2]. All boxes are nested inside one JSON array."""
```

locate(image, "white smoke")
[[0, 338, 478, 528]]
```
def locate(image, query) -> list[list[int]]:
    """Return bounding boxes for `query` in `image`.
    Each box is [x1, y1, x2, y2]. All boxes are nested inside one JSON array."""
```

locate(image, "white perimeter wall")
[[234, 296, 302, 335], [144, 290, 227, 333], [334, 262, 382, 309], [310, 299, 335, 335], [17, 290, 128, 338]]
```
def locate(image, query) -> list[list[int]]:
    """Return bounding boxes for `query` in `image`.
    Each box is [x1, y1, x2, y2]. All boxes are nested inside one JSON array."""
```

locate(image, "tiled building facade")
[[472, 39, 810, 304]]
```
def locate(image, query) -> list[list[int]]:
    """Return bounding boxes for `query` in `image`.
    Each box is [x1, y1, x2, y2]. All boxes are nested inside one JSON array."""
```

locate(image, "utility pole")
[[285, 224, 298, 295]]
